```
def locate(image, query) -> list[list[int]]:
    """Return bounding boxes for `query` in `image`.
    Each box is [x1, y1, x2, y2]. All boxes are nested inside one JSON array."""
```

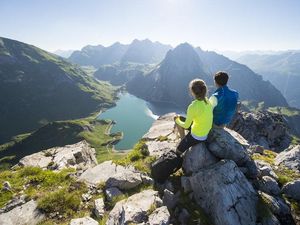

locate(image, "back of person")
[[189, 99, 213, 137], [210, 71, 239, 126], [212, 85, 238, 126]]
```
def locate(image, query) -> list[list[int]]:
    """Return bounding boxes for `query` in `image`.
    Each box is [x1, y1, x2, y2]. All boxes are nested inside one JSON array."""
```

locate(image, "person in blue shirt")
[[209, 71, 239, 127]]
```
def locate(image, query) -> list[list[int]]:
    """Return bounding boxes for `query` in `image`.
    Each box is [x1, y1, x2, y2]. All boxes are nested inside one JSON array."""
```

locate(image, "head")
[[214, 71, 229, 88], [189, 79, 208, 103]]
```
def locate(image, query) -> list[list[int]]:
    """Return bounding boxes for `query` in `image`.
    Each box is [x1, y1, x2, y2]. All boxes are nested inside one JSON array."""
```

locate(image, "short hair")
[[214, 71, 229, 86]]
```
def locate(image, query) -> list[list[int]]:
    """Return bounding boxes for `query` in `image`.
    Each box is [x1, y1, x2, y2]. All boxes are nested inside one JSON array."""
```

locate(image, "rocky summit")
[[0, 111, 299, 225]]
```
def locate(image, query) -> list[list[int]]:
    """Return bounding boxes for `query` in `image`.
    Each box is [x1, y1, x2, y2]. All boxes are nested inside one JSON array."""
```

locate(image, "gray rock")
[[259, 192, 290, 216], [178, 208, 190, 225], [207, 128, 250, 166], [182, 143, 218, 175], [2, 181, 11, 191], [261, 214, 281, 225], [141, 174, 154, 185], [189, 160, 257, 225], [162, 189, 178, 210], [229, 111, 291, 151], [275, 145, 300, 172], [148, 206, 170, 225], [70, 216, 99, 225], [255, 160, 278, 180], [18, 141, 97, 171], [81, 193, 92, 202], [146, 140, 177, 157], [0, 200, 45, 225], [181, 176, 192, 193], [249, 145, 265, 155], [282, 179, 300, 201], [94, 198, 105, 219], [79, 160, 127, 185], [105, 187, 123, 202], [106, 170, 143, 190], [106, 189, 162, 225], [0, 195, 26, 213], [258, 176, 281, 196]]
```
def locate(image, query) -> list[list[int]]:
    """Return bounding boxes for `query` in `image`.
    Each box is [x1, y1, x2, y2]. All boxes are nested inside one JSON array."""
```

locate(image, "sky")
[[0, 0, 300, 52]]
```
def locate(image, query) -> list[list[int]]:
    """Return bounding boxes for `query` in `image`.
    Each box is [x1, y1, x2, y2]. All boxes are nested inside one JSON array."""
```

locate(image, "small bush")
[[37, 188, 81, 216]]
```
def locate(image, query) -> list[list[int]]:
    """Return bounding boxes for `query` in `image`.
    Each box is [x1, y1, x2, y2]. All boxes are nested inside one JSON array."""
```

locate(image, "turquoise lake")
[[99, 93, 183, 150]]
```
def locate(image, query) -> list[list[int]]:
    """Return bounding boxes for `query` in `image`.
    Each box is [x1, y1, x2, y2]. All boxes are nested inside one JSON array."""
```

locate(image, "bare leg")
[[175, 123, 185, 140]]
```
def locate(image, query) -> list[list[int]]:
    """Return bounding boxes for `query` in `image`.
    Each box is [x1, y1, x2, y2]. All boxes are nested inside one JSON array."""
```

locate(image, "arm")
[[209, 95, 218, 108], [175, 105, 193, 129]]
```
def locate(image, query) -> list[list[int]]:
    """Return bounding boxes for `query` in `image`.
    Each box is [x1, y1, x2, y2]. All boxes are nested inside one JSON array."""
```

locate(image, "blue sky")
[[0, 0, 299, 51]]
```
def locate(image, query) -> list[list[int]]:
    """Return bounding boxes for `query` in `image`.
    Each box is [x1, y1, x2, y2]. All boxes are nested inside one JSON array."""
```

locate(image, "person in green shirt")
[[174, 79, 213, 155]]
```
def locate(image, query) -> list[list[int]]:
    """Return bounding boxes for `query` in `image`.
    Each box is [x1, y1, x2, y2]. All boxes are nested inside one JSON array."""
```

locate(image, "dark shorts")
[[176, 116, 203, 154]]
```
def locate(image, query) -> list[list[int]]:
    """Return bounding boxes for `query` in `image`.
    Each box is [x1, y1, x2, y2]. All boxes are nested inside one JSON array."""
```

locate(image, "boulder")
[[0, 195, 26, 213], [162, 189, 178, 210], [207, 128, 249, 166], [259, 191, 295, 225], [229, 111, 291, 151], [0, 200, 45, 225], [18, 141, 97, 171], [207, 127, 258, 178], [105, 187, 123, 202], [275, 145, 300, 172], [79, 160, 128, 185], [94, 198, 105, 219], [70, 216, 98, 225], [282, 180, 300, 201], [257, 176, 281, 196], [182, 143, 218, 175], [148, 206, 170, 225], [255, 160, 278, 180], [189, 160, 257, 225], [106, 189, 162, 225], [106, 170, 143, 190], [181, 176, 192, 193]]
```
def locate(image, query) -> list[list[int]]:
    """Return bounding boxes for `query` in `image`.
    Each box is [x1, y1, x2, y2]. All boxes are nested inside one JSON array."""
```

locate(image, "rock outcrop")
[[229, 111, 291, 151], [18, 141, 97, 171], [70, 216, 99, 225], [106, 189, 163, 225], [275, 145, 300, 172], [189, 160, 258, 225], [0, 200, 44, 225], [79, 160, 128, 185], [282, 180, 300, 201]]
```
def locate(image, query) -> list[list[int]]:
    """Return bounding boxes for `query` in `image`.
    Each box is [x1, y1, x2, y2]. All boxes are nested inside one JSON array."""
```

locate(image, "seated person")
[[209, 71, 239, 127], [174, 79, 213, 155]]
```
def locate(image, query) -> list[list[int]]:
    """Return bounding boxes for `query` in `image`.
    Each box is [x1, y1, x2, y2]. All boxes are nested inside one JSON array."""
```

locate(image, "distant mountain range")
[[235, 51, 300, 108], [53, 49, 74, 58], [0, 37, 116, 144], [126, 43, 288, 108], [68, 39, 172, 68]]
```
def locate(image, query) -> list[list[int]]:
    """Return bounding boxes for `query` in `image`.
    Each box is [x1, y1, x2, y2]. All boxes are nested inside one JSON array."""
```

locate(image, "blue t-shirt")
[[210, 85, 238, 126]]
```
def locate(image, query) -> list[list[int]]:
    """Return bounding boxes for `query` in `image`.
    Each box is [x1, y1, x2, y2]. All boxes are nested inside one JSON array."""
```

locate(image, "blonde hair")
[[189, 79, 208, 104]]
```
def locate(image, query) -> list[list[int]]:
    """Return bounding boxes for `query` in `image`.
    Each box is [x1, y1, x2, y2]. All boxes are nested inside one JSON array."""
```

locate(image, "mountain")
[[127, 43, 210, 107], [196, 48, 288, 108], [0, 37, 116, 144], [236, 51, 300, 108], [127, 43, 288, 108], [121, 39, 172, 64], [94, 63, 155, 86], [53, 49, 74, 58], [68, 39, 172, 68], [69, 42, 128, 68]]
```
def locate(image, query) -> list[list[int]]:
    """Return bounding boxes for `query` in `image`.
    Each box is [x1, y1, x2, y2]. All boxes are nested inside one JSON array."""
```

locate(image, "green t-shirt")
[[176, 98, 213, 137]]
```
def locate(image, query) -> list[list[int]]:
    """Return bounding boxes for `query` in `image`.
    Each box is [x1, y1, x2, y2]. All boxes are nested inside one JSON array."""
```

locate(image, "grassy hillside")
[[0, 37, 117, 144], [0, 115, 124, 169]]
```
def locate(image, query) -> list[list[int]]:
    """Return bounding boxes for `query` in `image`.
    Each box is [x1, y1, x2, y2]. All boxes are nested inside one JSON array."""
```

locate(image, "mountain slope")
[[196, 48, 288, 107], [0, 37, 116, 144], [68, 39, 172, 68], [127, 43, 211, 107], [236, 52, 300, 108], [127, 43, 288, 108]]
